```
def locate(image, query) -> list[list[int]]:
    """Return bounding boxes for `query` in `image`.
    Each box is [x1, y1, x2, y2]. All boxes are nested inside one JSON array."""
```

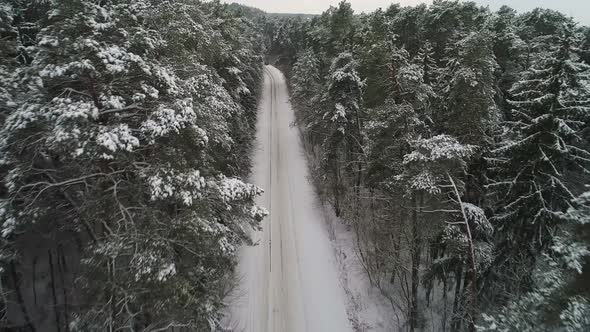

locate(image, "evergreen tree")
[[487, 22, 590, 302], [388, 4, 428, 57], [354, 9, 394, 108], [291, 48, 322, 136], [320, 52, 363, 216], [437, 30, 498, 147], [581, 27, 590, 65], [479, 189, 590, 331], [483, 6, 529, 126]]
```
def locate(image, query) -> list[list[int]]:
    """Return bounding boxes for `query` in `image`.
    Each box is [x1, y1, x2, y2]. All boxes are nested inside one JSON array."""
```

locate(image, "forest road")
[[226, 66, 353, 332]]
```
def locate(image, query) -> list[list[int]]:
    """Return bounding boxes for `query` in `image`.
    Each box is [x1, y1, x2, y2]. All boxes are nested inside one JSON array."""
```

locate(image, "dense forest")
[[266, 1, 590, 331], [1, 0, 590, 331], [0, 0, 266, 330]]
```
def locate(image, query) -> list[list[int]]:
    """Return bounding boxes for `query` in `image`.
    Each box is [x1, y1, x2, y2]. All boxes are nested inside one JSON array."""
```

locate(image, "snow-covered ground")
[[318, 204, 401, 332], [225, 66, 353, 332]]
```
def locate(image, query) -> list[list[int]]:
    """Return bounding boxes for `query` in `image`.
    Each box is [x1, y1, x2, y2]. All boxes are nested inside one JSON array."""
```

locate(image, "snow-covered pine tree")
[[420, 31, 498, 330], [581, 26, 590, 65], [486, 21, 590, 304], [386, 4, 427, 57], [291, 48, 322, 139], [320, 52, 364, 216], [199, 0, 266, 177], [484, 6, 527, 107], [353, 9, 395, 108], [365, 44, 432, 190], [324, 1, 355, 58], [422, 0, 487, 61], [413, 42, 439, 88], [437, 30, 499, 147], [400, 134, 477, 332], [0, 3, 15, 127], [478, 188, 590, 331], [0, 0, 265, 330]]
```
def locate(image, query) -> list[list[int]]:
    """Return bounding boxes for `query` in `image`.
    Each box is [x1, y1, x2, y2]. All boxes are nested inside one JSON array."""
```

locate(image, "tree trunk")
[[332, 154, 342, 217], [353, 101, 363, 199], [57, 246, 70, 332], [409, 194, 422, 332], [449, 174, 478, 332], [32, 256, 38, 305], [10, 261, 36, 332], [109, 259, 117, 332], [451, 267, 463, 332], [443, 276, 448, 332], [48, 250, 62, 332]]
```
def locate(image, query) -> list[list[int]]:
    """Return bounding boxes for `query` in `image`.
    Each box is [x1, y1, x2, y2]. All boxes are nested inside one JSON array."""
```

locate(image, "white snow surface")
[[225, 66, 355, 332]]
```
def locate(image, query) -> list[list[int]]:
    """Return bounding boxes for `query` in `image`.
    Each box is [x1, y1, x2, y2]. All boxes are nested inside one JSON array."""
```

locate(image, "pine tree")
[[387, 4, 428, 57], [320, 52, 364, 216], [423, 1, 487, 60], [487, 22, 590, 301], [581, 27, 590, 65], [400, 134, 477, 332], [413, 42, 439, 87], [437, 30, 499, 147], [484, 6, 527, 115], [354, 9, 392, 108], [365, 44, 433, 189], [291, 48, 322, 138], [479, 188, 590, 331]]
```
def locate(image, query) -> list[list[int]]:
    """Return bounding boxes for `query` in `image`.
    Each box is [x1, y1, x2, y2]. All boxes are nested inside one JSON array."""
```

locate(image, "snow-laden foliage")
[[291, 49, 322, 130], [478, 259, 590, 332], [489, 21, 590, 260], [463, 203, 491, 233], [0, 0, 265, 330], [437, 30, 499, 146], [428, 201, 494, 296], [566, 189, 590, 225], [364, 101, 426, 191], [322, 52, 363, 134], [400, 135, 475, 195], [474, 21, 590, 330], [315, 52, 365, 216], [478, 187, 590, 331]]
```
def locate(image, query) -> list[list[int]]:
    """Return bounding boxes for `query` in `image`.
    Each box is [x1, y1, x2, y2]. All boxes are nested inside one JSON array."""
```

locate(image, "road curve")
[[226, 66, 353, 332]]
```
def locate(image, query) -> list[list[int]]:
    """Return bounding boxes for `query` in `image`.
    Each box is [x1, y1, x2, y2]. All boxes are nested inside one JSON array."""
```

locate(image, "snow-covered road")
[[227, 66, 353, 332]]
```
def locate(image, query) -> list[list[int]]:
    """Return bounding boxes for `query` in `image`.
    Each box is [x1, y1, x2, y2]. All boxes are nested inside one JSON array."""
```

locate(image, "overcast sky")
[[222, 0, 590, 26]]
